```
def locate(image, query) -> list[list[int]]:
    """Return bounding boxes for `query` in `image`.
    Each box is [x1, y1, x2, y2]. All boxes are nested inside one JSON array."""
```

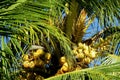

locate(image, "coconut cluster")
[[72, 43, 97, 69], [20, 43, 98, 77], [22, 48, 51, 69], [21, 48, 51, 79], [98, 38, 111, 52], [56, 43, 98, 75], [56, 56, 69, 75]]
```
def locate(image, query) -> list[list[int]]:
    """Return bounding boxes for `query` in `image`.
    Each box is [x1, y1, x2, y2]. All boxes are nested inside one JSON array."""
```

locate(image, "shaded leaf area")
[[45, 62, 120, 80], [0, 36, 21, 80], [0, 0, 17, 9]]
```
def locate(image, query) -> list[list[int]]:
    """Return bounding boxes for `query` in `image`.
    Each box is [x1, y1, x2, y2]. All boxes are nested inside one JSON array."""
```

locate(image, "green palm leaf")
[[45, 62, 120, 80]]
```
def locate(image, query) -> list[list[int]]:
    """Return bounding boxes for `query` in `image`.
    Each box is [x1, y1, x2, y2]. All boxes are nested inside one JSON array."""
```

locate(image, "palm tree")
[[0, 0, 120, 80]]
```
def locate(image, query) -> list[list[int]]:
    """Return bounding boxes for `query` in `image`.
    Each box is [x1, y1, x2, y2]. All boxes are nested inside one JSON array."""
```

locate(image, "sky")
[[86, 17, 120, 67], [83, 17, 120, 40]]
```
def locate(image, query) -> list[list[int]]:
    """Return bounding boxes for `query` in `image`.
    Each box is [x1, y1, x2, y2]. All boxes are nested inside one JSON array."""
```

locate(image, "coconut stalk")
[[72, 9, 87, 43], [63, 0, 79, 40]]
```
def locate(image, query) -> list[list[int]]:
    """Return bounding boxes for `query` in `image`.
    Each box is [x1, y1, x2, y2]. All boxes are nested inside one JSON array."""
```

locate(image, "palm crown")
[[0, 0, 120, 80]]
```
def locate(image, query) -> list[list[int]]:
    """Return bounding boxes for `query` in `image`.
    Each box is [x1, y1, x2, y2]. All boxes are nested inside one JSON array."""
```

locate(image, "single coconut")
[[84, 50, 90, 57], [89, 50, 96, 59], [76, 53, 84, 59], [72, 50, 78, 56], [59, 56, 66, 65], [29, 61, 35, 68], [23, 61, 30, 68], [78, 43, 84, 49], [33, 52, 40, 59], [83, 44, 89, 50], [100, 38, 104, 43], [44, 53, 51, 64], [36, 49, 44, 55], [61, 62, 69, 72], [45, 53, 51, 61], [33, 49, 44, 59], [77, 49, 83, 53], [83, 57, 91, 64], [22, 54, 29, 61]]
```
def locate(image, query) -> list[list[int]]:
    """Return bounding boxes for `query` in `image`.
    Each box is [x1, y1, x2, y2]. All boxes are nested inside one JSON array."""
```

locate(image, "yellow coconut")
[[84, 44, 89, 50], [45, 53, 51, 60], [32, 49, 44, 59], [22, 61, 30, 68], [78, 43, 84, 48], [36, 49, 44, 55], [84, 49, 90, 57], [77, 49, 83, 53], [72, 50, 78, 56], [61, 62, 69, 72], [44, 53, 51, 64], [22, 54, 29, 61], [59, 56, 66, 65], [33, 52, 40, 59], [33, 49, 44, 59], [89, 50, 96, 59], [76, 53, 84, 59], [83, 57, 91, 64], [29, 61, 35, 68], [100, 38, 104, 43]]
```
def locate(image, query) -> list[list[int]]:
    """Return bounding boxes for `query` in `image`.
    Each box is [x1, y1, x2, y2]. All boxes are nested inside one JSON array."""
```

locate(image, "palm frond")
[[101, 54, 120, 65], [0, 36, 21, 80], [45, 62, 120, 80], [89, 54, 120, 68], [76, 0, 120, 26]]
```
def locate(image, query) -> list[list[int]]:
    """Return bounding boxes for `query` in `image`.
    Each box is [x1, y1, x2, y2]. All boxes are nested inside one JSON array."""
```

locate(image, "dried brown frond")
[[72, 9, 87, 43]]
